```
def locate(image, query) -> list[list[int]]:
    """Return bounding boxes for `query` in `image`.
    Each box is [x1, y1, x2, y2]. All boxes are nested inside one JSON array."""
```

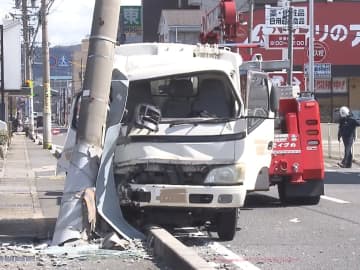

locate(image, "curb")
[[32, 134, 63, 158], [148, 227, 215, 270]]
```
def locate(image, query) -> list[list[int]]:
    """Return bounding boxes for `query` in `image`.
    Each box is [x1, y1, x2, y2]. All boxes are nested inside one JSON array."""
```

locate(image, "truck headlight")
[[204, 165, 244, 184]]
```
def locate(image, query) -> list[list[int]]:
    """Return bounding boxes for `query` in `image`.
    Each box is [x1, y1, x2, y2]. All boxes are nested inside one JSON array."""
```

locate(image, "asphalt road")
[[180, 168, 360, 270], [38, 129, 360, 269]]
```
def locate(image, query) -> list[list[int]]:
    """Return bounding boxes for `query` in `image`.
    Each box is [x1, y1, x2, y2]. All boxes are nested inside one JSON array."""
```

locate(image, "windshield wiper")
[[246, 115, 275, 119], [162, 117, 238, 127]]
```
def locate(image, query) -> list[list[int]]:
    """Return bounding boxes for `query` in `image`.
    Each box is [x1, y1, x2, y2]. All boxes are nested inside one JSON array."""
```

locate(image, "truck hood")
[[114, 120, 246, 166]]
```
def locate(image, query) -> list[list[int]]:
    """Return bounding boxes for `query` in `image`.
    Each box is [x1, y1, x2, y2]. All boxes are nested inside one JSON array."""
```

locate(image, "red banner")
[[238, 2, 360, 65]]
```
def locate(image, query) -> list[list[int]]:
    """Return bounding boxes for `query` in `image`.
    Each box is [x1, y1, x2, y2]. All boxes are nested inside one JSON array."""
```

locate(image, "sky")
[[0, 0, 141, 46]]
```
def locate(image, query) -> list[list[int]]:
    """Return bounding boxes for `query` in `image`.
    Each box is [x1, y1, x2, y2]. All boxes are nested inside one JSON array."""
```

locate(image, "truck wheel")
[[298, 196, 320, 205], [277, 182, 289, 204], [216, 208, 238, 241]]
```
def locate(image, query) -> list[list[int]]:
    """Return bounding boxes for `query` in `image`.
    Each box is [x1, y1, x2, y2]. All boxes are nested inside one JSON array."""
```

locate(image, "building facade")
[[158, 9, 202, 44], [236, 1, 360, 122]]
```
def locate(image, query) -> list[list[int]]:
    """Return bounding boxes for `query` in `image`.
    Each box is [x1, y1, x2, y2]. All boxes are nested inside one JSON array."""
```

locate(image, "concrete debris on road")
[[101, 232, 130, 250], [0, 237, 152, 269]]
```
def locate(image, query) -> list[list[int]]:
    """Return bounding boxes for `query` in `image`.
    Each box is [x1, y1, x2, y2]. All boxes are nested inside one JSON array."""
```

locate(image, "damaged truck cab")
[[59, 43, 277, 241], [111, 43, 276, 241]]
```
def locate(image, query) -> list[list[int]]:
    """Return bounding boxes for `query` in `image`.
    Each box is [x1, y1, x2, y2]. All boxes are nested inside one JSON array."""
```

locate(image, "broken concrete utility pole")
[[52, 0, 123, 245], [41, 0, 52, 149]]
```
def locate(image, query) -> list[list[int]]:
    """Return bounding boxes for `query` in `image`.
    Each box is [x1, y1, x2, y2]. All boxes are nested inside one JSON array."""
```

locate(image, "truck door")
[[244, 70, 274, 191]]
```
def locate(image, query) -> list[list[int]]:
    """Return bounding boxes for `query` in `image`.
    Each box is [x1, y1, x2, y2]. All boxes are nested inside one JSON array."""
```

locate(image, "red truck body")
[[269, 96, 324, 204], [270, 97, 324, 181], [201, 0, 325, 204]]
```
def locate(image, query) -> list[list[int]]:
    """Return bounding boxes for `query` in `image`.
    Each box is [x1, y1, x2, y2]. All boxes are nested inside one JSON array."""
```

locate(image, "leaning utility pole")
[[22, 0, 35, 138], [41, 0, 52, 149], [52, 0, 122, 245]]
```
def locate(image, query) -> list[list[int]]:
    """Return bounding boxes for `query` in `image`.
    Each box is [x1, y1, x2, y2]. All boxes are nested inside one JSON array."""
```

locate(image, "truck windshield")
[[122, 71, 240, 124]]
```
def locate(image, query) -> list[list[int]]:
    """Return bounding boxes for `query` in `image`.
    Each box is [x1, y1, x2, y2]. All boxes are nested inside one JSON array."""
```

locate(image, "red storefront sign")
[[315, 78, 347, 93], [267, 34, 306, 49], [238, 2, 360, 65]]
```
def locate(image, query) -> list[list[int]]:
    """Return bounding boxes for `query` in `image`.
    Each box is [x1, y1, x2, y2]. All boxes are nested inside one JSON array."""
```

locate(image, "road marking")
[[208, 242, 261, 270], [321, 195, 350, 204]]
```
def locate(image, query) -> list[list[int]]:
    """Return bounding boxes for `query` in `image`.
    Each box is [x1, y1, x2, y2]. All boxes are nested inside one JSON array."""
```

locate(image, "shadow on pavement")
[[44, 191, 63, 197], [0, 218, 57, 241], [242, 193, 283, 209], [324, 171, 360, 184]]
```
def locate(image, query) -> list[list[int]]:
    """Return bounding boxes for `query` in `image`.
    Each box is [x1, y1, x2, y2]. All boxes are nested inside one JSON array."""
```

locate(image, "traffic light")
[[21, 80, 33, 96], [25, 80, 33, 89]]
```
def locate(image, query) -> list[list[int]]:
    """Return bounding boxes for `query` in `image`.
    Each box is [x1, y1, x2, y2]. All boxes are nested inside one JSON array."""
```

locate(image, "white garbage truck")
[[59, 43, 278, 241]]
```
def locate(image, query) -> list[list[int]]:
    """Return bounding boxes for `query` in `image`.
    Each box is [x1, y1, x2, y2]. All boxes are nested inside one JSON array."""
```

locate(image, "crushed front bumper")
[[126, 184, 246, 208]]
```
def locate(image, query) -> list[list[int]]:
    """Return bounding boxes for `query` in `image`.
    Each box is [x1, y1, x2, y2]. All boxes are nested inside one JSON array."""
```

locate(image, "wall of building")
[[169, 30, 200, 44], [349, 77, 360, 111], [142, 0, 198, 42]]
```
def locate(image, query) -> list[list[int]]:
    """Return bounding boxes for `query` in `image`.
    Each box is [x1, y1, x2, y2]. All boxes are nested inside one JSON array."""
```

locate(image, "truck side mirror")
[[134, 103, 161, 132], [270, 85, 279, 114]]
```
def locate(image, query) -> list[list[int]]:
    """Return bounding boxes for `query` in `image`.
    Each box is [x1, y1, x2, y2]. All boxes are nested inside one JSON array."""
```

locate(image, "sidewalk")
[[322, 140, 360, 169], [0, 133, 64, 240]]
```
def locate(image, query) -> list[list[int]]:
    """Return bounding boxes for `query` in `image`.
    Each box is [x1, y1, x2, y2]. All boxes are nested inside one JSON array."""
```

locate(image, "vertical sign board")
[[2, 19, 21, 90], [265, 5, 307, 29], [118, 6, 143, 44]]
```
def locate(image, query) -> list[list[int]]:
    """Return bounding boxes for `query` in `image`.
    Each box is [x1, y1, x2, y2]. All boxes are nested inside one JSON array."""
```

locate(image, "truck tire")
[[216, 208, 238, 241], [277, 183, 321, 205], [277, 182, 289, 204], [300, 196, 320, 205]]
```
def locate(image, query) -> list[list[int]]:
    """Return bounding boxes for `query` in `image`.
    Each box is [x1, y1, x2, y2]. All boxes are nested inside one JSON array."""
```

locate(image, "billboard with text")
[[238, 2, 360, 65], [1, 18, 21, 90]]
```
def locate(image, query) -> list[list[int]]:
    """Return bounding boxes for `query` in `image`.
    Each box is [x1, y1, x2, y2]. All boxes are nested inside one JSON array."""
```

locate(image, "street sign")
[[267, 34, 306, 49], [265, 5, 307, 28], [269, 71, 305, 91], [304, 63, 331, 79]]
